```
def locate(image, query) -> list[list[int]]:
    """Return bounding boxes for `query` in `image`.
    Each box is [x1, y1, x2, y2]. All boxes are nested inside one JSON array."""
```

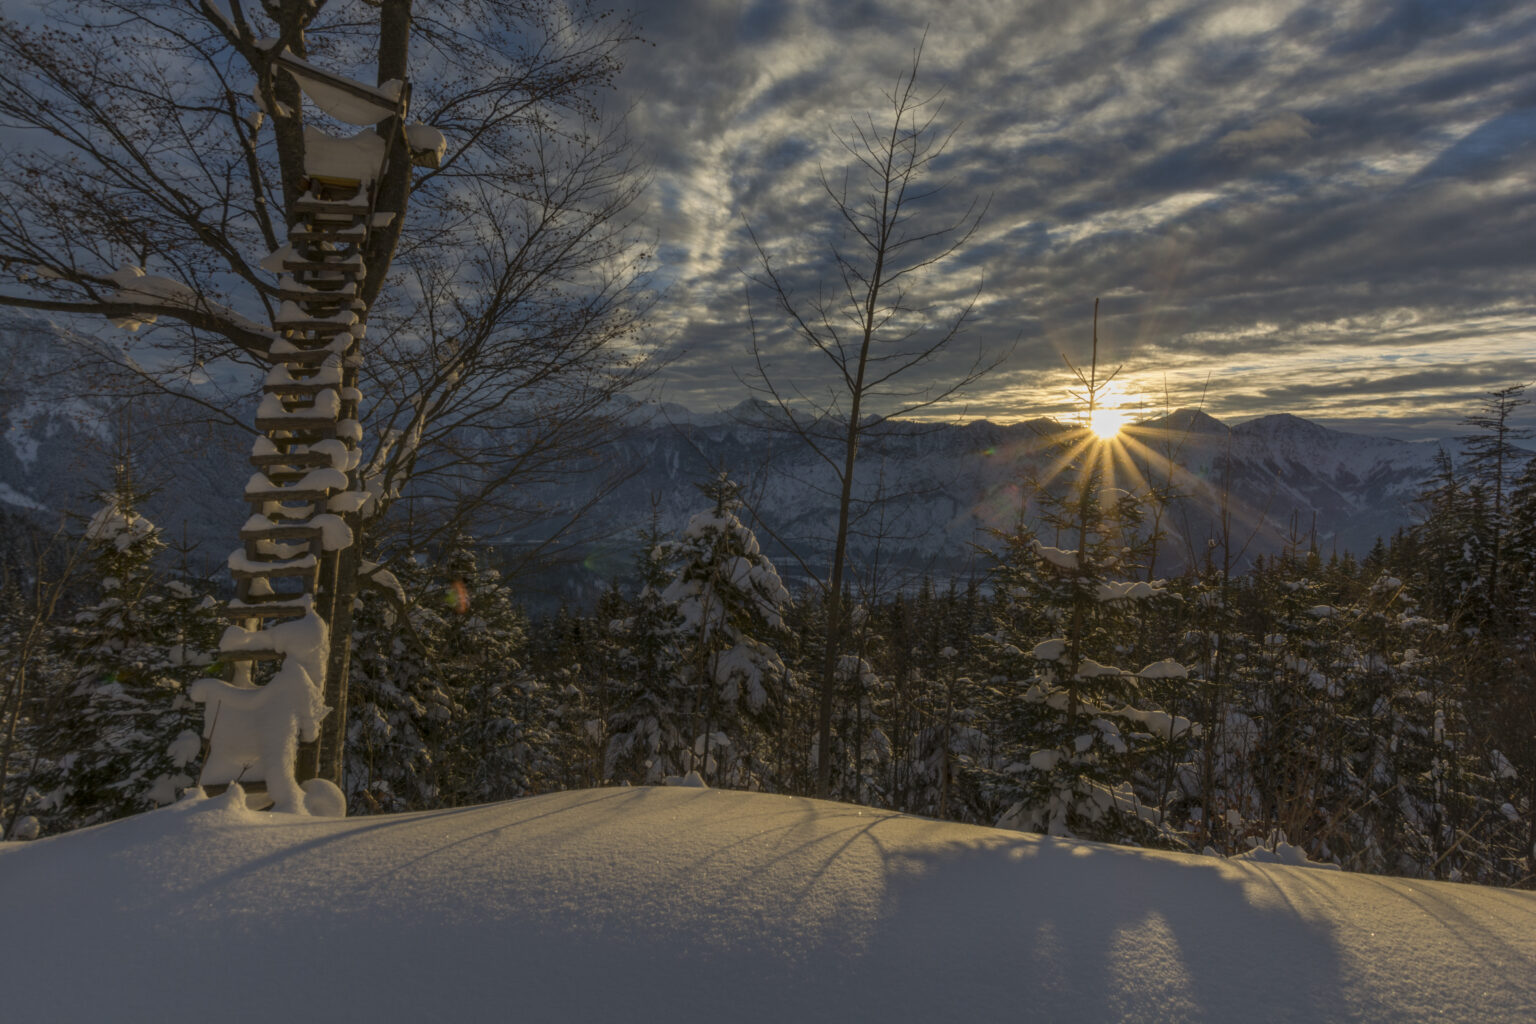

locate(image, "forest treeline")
[[3, 390, 1535, 890]]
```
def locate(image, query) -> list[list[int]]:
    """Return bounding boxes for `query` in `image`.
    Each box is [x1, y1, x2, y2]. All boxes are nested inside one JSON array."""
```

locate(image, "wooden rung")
[[306, 174, 367, 192], [289, 226, 367, 244], [240, 523, 326, 542], [249, 469, 314, 486], [273, 289, 354, 305], [254, 414, 341, 433], [245, 486, 338, 503], [308, 207, 367, 222], [263, 380, 340, 398], [278, 323, 360, 338], [271, 347, 356, 368], [231, 564, 319, 581], [204, 779, 273, 792], [285, 271, 353, 285], [297, 204, 368, 220], [281, 257, 364, 273], [295, 193, 368, 213], [249, 451, 336, 470]]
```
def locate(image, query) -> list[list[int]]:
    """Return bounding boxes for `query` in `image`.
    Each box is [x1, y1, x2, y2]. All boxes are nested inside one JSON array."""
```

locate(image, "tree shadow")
[[852, 828, 1354, 1022]]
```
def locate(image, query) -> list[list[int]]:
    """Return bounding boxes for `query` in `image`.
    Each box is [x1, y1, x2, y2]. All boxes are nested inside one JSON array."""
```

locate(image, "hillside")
[[4, 786, 1534, 1022]]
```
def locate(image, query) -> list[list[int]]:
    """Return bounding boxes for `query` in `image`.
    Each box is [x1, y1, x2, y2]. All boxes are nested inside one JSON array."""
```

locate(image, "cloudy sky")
[[613, 0, 1535, 440]]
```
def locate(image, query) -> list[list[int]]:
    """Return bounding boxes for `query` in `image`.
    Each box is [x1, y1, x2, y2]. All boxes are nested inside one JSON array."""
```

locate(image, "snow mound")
[[3, 787, 1534, 1022]]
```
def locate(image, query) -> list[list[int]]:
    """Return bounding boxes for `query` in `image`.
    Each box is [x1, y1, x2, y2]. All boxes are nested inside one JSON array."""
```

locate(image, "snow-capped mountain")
[[516, 399, 1446, 594], [0, 313, 251, 562], [0, 314, 1450, 593]]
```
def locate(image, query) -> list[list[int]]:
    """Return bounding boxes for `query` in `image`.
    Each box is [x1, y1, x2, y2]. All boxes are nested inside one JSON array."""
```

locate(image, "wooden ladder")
[[206, 173, 374, 801]]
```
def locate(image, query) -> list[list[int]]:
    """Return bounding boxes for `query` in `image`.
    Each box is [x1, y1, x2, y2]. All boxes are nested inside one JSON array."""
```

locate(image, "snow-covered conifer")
[[36, 476, 215, 831], [658, 473, 791, 787], [432, 540, 547, 803], [603, 528, 691, 785], [987, 452, 1193, 844]]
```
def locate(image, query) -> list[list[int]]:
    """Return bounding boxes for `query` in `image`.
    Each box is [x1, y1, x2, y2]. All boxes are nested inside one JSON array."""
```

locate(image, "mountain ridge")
[[0, 315, 1464, 595]]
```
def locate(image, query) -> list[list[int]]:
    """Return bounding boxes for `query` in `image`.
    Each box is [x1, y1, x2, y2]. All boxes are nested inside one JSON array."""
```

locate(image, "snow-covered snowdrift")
[[3, 786, 1533, 1022]]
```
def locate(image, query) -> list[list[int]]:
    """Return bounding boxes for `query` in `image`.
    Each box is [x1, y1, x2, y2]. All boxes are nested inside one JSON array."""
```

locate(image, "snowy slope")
[[4, 786, 1533, 1023]]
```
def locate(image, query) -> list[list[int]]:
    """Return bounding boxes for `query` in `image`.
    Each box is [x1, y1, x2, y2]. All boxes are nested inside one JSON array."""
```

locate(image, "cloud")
[[618, 0, 1536, 441], [1217, 112, 1315, 156]]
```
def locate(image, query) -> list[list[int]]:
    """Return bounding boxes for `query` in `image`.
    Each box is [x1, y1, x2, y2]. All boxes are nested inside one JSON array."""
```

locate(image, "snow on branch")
[[104, 264, 275, 340]]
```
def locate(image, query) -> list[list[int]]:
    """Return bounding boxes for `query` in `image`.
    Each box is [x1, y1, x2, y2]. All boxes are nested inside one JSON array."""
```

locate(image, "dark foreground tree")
[[743, 40, 999, 796], [0, 1, 653, 798]]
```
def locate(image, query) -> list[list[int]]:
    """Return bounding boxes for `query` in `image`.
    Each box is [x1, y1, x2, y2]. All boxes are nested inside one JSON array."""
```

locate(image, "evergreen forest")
[[5, 389, 1535, 891]]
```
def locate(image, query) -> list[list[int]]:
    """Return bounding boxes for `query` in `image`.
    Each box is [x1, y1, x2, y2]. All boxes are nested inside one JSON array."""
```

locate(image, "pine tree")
[[1458, 384, 1531, 627], [604, 528, 690, 786], [658, 473, 791, 787], [1412, 449, 1489, 627], [35, 474, 215, 832], [432, 539, 546, 804], [346, 554, 449, 813]]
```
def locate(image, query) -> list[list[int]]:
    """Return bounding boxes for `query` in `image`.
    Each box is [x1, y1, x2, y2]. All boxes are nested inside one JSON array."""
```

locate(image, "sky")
[[614, 0, 1536, 440]]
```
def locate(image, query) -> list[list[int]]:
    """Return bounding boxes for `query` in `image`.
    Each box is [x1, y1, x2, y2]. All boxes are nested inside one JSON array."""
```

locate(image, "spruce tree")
[[604, 529, 690, 785], [36, 475, 215, 832], [658, 473, 791, 787], [346, 554, 449, 812]]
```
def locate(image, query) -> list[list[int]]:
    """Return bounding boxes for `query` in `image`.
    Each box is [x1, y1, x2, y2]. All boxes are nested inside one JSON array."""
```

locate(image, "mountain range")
[[0, 314, 1449, 598], [518, 399, 1445, 598]]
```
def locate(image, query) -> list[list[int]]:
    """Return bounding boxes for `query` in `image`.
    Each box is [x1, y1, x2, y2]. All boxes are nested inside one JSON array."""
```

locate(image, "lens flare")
[[1090, 406, 1128, 440]]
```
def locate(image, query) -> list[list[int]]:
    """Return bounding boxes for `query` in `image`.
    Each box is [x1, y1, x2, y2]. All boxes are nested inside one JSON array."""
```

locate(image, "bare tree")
[[0, 1, 654, 791], [742, 40, 1000, 797]]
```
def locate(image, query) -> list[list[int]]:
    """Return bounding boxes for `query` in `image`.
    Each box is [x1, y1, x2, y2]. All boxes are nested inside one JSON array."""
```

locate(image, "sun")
[[1089, 405, 1128, 440]]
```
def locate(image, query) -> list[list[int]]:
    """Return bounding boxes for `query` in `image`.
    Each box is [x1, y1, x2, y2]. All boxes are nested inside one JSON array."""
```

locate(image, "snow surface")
[[302, 125, 387, 185], [3, 786, 1533, 1023]]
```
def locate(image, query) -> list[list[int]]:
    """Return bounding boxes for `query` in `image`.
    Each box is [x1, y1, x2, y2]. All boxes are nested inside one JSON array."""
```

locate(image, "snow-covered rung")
[[245, 467, 348, 502], [224, 598, 312, 621], [295, 191, 370, 212], [275, 304, 358, 327], [272, 334, 352, 356], [263, 379, 344, 399], [202, 779, 274, 804], [276, 272, 356, 292], [295, 204, 369, 222], [240, 511, 353, 550], [309, 205, 367, 221], [288, 223, 367, 243], [240, 520, 324, 542], [255, 390, 341, 429], [269, 345, 356, 368], [228, 550, 319, 580], [229, 565, 318, 583], [249, 450, 336, 471], [274, 286, 355, 306], [264, 359, 341, 383], [280, 252, 365, 274], [254, 414, 342, 434], [273, 327, 359, 342], [254, 468, 322, 487]]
